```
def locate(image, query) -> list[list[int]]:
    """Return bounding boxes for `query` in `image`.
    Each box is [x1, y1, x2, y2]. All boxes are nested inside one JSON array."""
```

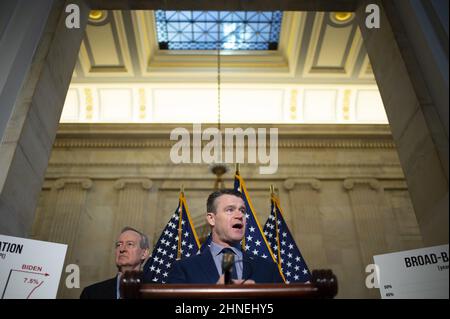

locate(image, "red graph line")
[[13, 269, 48, 276], [26, 280, 43, 299]]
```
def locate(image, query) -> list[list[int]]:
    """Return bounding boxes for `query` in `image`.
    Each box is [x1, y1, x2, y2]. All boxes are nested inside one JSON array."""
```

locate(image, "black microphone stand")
[[222, 252, 235, 285]]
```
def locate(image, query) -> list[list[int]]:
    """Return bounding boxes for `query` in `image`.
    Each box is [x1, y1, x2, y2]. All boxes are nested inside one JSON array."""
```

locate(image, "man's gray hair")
[[120, 226, 150, 250]]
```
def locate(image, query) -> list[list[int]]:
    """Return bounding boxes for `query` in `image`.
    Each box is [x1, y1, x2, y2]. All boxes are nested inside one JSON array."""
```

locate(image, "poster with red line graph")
[[0, 234, 67, 299]]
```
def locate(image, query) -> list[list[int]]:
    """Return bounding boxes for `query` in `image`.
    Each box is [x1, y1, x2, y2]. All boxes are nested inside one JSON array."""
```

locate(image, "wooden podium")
[[120, 269, 338, 299]]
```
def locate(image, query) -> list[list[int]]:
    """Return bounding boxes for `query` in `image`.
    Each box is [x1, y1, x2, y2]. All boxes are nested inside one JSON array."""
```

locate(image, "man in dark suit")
[[80, 226, 150, 299], [167, 189, 284, 284]]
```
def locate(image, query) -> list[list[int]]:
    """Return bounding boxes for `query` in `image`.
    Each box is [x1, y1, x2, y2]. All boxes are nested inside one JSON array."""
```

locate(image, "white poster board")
[[374, 244, 449, 299], [0, 234, 67, 299]]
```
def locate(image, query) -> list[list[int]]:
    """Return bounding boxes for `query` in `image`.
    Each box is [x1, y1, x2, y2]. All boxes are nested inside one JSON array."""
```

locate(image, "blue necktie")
[[221, 248, 238, 280]]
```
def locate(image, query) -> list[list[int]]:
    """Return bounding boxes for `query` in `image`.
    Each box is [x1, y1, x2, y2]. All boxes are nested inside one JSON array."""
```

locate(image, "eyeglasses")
[[115, 241, 137, 249]]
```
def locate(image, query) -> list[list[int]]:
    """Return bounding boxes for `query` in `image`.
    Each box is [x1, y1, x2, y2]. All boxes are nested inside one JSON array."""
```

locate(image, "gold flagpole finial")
[[270, 185, 275, 196], [180, 184, 184, 194], [235, 163, 240, 175]]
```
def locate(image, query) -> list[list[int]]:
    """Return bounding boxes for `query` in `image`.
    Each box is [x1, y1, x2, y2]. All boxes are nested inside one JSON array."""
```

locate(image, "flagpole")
[[240, 172, 245, 251], [271, 185, 282, 268], [235, 164, 245, 251], [176, 186, 184, 260]]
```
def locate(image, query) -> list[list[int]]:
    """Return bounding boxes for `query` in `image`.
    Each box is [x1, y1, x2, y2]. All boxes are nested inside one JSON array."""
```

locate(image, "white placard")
[[0, 234, 67, 299], [374, 244, 449, 299]]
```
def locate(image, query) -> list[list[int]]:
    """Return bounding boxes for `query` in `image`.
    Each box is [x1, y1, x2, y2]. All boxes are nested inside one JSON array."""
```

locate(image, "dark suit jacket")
[[80, 277, 117, 299], [166, 249, 284, 284]]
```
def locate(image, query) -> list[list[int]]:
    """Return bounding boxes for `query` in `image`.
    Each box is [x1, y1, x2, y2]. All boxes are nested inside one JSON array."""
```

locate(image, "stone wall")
[[31, 123, 423, 298]]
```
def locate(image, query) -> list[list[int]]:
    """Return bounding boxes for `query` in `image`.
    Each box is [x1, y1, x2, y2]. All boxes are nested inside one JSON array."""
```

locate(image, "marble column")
[[29, 181, 52, 240], [113, 178, 153, 234], [343, 179, 388, 266], [0, 0, 89, 236], [48, 178, 92, 299], [48, 178, 93, 264], [355, 0, 448, 245], [283, 178, 327, 268], [381, 180, 423, 250], [344, 178, 391, 298]]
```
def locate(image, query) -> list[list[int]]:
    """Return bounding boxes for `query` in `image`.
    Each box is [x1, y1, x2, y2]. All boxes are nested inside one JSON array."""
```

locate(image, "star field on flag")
[[263, 193, 311, 283], [143, 191, 200, 283]]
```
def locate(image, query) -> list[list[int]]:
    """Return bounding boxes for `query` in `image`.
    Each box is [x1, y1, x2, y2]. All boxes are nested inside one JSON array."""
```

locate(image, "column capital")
[[54, 178, 93, 190], [114, 178, 153, 190], [343, 178, 380, 191], [283, 178, 321, 191]]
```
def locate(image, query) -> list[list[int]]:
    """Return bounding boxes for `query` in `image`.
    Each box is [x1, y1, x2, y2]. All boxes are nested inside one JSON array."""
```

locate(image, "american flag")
[[199, 232, 211, 252], [234, 172, 286, 282], [263, 193, 311, 283], [143, 191, 200, 283]]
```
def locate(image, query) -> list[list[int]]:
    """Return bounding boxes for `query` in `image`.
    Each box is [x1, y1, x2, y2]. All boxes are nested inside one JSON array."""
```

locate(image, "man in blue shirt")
[[167, 189, 283, 284]]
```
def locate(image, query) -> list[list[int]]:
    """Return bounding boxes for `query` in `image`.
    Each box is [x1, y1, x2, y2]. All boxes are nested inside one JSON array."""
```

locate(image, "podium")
[[120, 269, 338, 299]]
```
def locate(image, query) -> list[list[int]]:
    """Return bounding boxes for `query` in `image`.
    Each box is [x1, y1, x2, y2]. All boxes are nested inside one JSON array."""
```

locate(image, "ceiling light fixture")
[[210, 22, 229, 190], [331, 12, 354, 24], [88, 10, 107, 23]]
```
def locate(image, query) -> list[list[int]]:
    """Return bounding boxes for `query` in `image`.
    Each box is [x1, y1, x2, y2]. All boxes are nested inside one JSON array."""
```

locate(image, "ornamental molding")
[[53, 138, 395, 149], [48, 162, 401, 168]]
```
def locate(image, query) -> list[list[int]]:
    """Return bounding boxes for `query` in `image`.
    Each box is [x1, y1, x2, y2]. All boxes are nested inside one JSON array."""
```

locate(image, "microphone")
[[222, 252, 235, 284]]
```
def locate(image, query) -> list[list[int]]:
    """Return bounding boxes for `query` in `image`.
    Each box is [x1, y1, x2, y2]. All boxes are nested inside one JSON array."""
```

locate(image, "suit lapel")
[[107, 276, 118, 299], [197, 250, 220, 283]]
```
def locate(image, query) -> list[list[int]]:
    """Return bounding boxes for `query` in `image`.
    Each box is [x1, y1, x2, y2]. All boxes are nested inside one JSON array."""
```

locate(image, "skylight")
[[155, 10, 283, 50]]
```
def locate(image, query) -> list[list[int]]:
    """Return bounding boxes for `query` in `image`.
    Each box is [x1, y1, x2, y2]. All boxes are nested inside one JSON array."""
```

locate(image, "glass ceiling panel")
[[155, 10, 283, 50]]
